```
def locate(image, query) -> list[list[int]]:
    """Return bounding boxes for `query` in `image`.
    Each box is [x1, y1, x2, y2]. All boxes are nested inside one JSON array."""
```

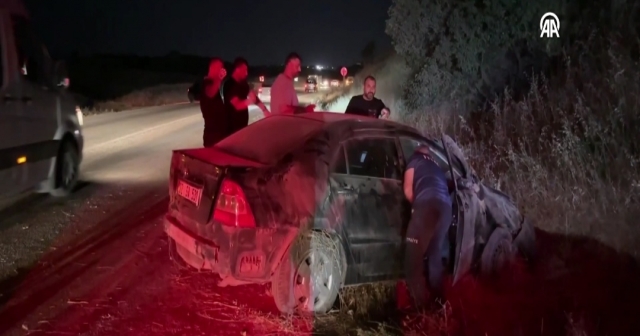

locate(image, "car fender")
[[267, 226, 301, 278]]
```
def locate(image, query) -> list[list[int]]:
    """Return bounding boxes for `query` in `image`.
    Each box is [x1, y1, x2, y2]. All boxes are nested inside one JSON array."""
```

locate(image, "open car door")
[[440, 134, 483, 285]]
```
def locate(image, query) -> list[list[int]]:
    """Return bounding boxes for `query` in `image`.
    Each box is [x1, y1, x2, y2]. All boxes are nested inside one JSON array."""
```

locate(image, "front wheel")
[[49, 139, 80, 197], [271, 231, 344, 315], [479, 227, 516, 277]]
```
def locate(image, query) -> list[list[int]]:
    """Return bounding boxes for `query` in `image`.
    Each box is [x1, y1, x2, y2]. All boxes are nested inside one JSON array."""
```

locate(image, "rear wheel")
[[271, 231, 344, 315], [49, 139, 79, 197], [479, 227, 516, 277]]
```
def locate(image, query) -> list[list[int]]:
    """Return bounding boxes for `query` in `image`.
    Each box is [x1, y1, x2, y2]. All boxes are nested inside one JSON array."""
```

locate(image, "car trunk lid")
[[168, 147, 265, 227]]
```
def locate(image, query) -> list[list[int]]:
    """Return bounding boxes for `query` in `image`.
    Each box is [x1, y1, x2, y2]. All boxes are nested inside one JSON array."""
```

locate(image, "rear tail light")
[[169, 153, 183, 198], [213, 178, 256, 228]]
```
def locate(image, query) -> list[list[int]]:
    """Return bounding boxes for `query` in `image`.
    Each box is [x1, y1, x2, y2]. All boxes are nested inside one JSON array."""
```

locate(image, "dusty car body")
[[164, 112, 535, 314]]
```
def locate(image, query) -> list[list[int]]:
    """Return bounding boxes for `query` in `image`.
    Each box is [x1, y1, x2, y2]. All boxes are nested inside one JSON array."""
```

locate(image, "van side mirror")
[[54, 61, 70, 89]]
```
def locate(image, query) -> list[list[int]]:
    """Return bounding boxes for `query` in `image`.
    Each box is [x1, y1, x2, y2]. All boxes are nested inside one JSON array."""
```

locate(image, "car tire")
[[271, 231, 344, 315], [479, 227, 516, 277], [49, 139, 80, 197]]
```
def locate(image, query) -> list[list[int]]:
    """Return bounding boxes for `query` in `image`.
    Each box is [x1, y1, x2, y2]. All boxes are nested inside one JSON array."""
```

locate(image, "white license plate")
[[176, 180, 203, 206]]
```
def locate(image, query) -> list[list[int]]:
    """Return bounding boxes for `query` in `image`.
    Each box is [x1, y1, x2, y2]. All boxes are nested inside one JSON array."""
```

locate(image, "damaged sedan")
[[164, 112, 536, 314]]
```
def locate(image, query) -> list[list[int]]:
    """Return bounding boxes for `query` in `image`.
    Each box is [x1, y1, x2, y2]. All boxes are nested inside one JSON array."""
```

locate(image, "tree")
[[386, 0, 554, 113]]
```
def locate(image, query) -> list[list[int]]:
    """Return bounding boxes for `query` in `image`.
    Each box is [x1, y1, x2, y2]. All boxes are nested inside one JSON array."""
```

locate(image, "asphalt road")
[[0, 96, 328, 335]]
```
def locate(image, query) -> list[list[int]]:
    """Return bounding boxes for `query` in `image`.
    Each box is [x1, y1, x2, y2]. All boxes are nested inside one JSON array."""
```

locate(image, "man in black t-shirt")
[[200, 58, 228, 147], [223, 57, 271, 135], [344, 76, 390, 119]]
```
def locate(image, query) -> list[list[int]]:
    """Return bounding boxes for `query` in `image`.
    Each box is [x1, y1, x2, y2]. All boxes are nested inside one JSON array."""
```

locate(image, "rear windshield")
[[215, 116, 324, 165], [306, 79, 317, 84]]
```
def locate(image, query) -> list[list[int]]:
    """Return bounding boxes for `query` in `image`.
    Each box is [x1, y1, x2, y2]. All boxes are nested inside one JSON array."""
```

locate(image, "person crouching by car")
[[344, 76, 390, 119], [403, 144, 452, 307], [200, 57, 228, 147]]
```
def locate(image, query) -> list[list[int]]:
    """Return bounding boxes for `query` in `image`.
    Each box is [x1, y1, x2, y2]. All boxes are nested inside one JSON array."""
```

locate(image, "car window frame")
[[11, 15, 53, 88], [398, 135, 466, 178], [331, 133, 403, 181]]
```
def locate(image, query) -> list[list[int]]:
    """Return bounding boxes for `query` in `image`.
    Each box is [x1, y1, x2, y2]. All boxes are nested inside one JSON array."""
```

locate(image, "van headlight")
[[75, 106, 84, 126]]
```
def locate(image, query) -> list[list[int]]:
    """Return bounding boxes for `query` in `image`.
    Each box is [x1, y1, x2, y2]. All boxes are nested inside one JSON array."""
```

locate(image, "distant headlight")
[[75, 106, 84, 126]]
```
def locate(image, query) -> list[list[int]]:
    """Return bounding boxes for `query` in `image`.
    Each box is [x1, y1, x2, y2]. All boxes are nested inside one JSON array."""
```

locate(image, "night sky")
[[24, 0, 392, 66]]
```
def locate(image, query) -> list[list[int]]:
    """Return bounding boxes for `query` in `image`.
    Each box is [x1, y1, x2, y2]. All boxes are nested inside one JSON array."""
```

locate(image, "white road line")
[[84, 114, 200, 152]]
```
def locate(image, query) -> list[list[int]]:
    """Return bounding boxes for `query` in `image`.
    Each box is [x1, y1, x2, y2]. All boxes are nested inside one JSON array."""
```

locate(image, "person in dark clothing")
[[223, 57, 270, 135], [403, 144, 453, 307], [200, 57, 228, 147], [345, 76, 390, 119]]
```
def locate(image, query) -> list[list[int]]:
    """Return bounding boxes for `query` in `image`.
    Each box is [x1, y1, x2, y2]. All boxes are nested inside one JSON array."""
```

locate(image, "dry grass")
[[400, 36, 640, 258], [86, 83, 191, 114]]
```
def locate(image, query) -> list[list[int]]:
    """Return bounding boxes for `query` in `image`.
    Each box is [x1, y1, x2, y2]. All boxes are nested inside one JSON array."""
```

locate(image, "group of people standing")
[[198, 52, 314, 147], [198, 52, 398, 147]]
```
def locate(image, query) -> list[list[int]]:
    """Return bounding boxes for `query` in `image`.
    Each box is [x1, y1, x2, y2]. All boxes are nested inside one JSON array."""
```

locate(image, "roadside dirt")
[[1, 195, 639, 336]]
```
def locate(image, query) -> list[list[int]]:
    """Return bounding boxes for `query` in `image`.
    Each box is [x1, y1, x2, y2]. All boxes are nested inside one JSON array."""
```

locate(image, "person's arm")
[[403, 168, 414, 203], [230, 96, 252, 111], [255, 97, 271, 117], [228, 84, 255, 111], [284, 86, 314, 114], [379, 100, 391, 119]]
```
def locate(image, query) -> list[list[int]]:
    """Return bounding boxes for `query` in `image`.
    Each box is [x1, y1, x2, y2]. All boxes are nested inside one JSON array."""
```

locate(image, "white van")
[[0, 1, 84, 202]]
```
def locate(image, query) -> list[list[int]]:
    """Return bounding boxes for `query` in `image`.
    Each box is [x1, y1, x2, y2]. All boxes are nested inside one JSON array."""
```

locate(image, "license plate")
[[176, 180, 203, 207]]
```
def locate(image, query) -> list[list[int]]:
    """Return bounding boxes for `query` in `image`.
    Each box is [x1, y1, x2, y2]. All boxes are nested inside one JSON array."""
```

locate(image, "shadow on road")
[[0, 180, 94, 233]]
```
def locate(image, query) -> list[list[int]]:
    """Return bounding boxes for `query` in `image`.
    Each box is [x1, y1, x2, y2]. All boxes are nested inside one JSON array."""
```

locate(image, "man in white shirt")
[[270, 52, 316, 115]]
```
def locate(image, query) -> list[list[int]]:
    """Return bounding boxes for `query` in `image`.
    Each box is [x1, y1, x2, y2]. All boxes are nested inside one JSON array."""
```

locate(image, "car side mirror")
[[54, 61, 70, 89]]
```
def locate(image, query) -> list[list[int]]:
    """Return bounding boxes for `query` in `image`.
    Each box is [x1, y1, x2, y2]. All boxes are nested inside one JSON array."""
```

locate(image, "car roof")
[[293, 112, 421, 134], [212, 112, 424, 166]]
